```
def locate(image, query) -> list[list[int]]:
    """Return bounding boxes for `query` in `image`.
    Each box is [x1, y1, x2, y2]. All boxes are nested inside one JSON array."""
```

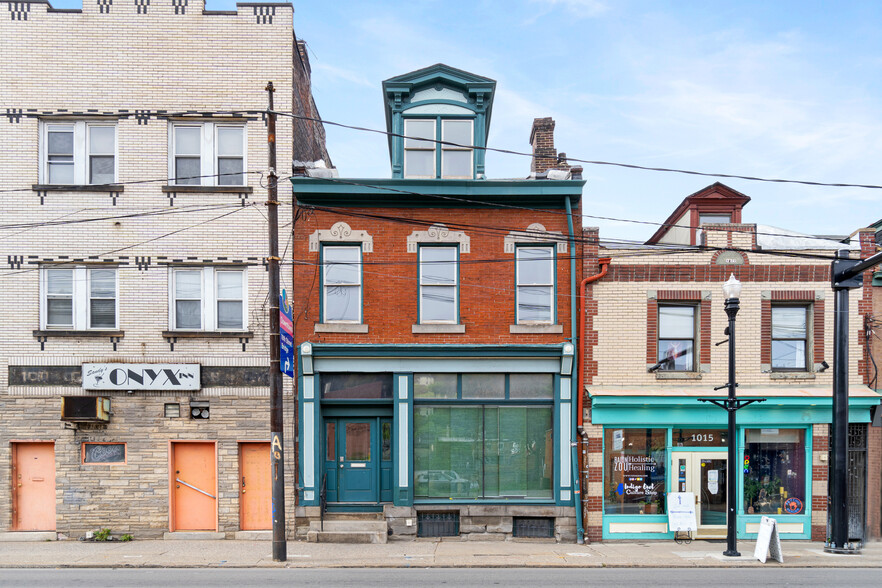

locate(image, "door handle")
[[242, 476, 246, 488]]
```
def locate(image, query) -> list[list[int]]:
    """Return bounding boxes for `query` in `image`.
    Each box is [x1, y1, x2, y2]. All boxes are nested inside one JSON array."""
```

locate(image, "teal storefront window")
[[413, 405, 553, 500], [743, 429, 806, 515], [604, 428, 667, 514]]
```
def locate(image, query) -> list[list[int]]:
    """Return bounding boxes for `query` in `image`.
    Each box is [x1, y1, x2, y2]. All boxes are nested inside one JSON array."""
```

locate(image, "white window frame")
[[657, 304, 697, 372], [515, 245, 555, 325], [169, 267, 248, 331], [168, 122, 247, 186], [440, 119, 474, 179], [403, 118, 436, 179], [40, 266, 119, 331], [39, 121, 118, 185], [771, 304, 810, 371], [419, 245, 459, 324], [321, 245, 362, 323]]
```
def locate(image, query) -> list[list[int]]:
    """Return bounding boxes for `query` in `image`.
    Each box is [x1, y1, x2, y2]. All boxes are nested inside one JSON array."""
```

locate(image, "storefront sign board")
[[754, 516, 783, 563], [667, 492, 696, 532]]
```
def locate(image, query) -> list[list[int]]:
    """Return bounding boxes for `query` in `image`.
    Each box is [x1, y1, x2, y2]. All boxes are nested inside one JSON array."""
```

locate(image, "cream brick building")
[[578, 183, 880, 543], [0, 1, 330, 539]]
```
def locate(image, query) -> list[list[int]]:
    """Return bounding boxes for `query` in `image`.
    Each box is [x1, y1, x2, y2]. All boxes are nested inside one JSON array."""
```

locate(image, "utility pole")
[[826, 247, 882, 553], [266, 81, 287, 563]]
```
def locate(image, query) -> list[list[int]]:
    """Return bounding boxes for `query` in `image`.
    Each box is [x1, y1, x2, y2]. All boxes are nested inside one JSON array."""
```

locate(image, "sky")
[[48, 1, 882, 243]]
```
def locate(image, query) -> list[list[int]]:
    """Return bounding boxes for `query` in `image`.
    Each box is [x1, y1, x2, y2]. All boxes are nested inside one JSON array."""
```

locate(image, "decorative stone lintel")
[[647, 290, 657, 300], [509, 324, 563, 334], [309, 221, 373, 253], [815, 290, 825, 300], [314, 323, 369, 333], [654, 372, 703, 380], [412, 324, 466, 334], [504, 223, 567, 253], [407, 224, 470, 253]]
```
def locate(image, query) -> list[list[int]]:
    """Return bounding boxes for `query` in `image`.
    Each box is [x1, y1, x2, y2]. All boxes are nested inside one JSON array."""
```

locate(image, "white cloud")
[[528, 0, 609, 18]]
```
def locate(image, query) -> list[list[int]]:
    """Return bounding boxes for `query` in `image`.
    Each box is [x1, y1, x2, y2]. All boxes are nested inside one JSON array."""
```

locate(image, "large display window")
[[604, 428, 667, 514], [743, 428, 806, 515]]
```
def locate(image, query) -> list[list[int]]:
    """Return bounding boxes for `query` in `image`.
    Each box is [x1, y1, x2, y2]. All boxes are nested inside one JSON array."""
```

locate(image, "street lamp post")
[[699, 274, 764, 558], [721, 274, 742, 558]]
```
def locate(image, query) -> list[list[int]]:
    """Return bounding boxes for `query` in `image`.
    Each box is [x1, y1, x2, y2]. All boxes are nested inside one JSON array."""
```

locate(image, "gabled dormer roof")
[[646, 182, 751, 245]]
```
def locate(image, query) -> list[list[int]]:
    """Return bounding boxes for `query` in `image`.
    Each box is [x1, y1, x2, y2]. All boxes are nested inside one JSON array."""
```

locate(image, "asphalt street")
[[1, 568, 880, 588]]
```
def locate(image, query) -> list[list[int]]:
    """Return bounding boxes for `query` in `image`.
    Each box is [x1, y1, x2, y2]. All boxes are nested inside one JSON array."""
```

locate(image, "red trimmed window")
[[647, 291, 711, 372], [761, 292, 823, 372]]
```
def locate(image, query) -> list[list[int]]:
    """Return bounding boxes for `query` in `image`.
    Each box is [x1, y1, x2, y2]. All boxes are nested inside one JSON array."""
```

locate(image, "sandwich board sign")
[[754, 516, 784, 563], [667, 492, 697, 533]]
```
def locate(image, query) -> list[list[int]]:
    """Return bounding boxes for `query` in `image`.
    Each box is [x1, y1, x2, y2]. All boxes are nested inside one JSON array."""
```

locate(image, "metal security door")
[[337, 419, 378, 503], [847, 424, 867, 542], [171, 442, 217, 531], [239, 442, 271, 530], [12, 442, 56, 531]]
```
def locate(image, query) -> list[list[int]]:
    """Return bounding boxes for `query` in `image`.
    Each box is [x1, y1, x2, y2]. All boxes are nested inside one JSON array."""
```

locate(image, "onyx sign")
[[82, 364, 200, 391]]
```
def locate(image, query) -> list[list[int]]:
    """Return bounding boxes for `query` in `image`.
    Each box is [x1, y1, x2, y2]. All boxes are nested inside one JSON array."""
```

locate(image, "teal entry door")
[[324, 417, 393, 504]]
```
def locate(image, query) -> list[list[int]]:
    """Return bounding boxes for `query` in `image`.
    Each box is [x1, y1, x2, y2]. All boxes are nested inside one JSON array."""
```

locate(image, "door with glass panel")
[[330, 419, 378, 503], [672, 452, 728, 538]]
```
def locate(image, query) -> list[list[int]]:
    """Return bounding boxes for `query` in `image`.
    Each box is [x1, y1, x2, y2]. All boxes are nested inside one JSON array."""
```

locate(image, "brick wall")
[[0, 2, 324, 536]]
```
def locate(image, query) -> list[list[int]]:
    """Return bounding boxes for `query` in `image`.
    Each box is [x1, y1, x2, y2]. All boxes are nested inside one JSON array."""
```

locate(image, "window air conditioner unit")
[[61, 396, 111, 422]]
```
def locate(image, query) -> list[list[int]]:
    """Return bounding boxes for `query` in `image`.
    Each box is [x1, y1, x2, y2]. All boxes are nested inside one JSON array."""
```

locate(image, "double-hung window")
[[171, 267, 246, 331], [516, 246, 555, 324], [171, 123, 245, 186], [322, 245, 362, 323], [42, 122, 117, 185], [657, 305, 695, 371], [419, 245, 458, 323], [771, 305, 808, 370], [403, 118, 474, 179], [42, 267, 118, 330]]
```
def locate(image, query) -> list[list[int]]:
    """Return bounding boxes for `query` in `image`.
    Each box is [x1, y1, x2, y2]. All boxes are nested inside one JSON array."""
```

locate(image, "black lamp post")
[[721, 274, 742, 558], [699, 274, 764, 557]]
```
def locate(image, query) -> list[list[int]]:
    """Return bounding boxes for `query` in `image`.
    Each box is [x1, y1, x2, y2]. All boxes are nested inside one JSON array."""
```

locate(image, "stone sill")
[[33, 184, 123, 192], [770, 372, 816, 380], [655, 372, 702, 380], [314, 323, 369, 334], [162, 331, 253, 338], [34, 330, 124, 338], [161, 185, 253, 193], [509, 324, 563, 334], [412, 324, 466, 334]]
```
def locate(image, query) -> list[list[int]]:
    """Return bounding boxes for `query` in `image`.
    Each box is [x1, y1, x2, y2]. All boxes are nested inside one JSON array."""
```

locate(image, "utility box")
[[61, 396, 111, 422]]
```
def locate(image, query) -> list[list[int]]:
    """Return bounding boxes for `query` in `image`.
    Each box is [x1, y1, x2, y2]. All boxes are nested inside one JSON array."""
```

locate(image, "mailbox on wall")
[[61, 396, 111, 422]]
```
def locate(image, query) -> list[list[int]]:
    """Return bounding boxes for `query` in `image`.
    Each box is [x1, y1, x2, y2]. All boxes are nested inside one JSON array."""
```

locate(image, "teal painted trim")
[[321, 405, 394, 417], [319, 242, 364, 324], [308, 343, 566, 357], [417, 243, 460, 324], [290, 177, 585, 208], [590, 395, 879, 425], [403, 101, 480, 115], [413, 499, 556, 505], [565, 195, 581, 543], [393, 373, 414, 506]]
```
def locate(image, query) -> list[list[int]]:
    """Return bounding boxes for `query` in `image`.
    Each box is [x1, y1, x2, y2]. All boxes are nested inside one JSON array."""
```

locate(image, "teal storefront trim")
[[599, 424, 817, 540], [298, 344, 575, 509]]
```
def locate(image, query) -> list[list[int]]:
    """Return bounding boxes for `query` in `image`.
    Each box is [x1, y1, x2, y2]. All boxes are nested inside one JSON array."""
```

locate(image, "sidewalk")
[[0, 538, 880, 568]]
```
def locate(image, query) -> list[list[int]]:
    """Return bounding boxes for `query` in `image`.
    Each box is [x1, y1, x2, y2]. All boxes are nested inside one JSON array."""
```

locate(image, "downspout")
[[564, 196, 584, 544], [576, 253, 611, 544]]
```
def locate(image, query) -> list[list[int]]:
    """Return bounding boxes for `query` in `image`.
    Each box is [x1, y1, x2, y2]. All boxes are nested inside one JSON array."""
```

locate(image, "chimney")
[[530, 117, 571, 175]]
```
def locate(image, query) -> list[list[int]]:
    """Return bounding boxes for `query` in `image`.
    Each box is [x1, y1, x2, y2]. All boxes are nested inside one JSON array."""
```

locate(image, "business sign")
[[280, 289, 294, 378], [82, 364, 200, 390]]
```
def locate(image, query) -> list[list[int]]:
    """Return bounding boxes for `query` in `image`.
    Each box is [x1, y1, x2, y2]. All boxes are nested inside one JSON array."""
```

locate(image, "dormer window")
[[404, 118, 473, 179]]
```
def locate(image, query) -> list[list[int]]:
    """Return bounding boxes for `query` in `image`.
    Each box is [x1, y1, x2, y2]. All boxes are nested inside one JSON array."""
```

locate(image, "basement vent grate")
[[417, 512, 459, 537], [513, 517, 554, 538]]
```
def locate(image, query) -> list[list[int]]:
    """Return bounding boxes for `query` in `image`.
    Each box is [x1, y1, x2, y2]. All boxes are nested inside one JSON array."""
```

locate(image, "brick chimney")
[[530, 117, 572, 175]]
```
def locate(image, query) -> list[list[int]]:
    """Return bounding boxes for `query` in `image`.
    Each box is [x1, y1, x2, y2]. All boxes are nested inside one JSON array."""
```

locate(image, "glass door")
[[672, 452, 728, 538]]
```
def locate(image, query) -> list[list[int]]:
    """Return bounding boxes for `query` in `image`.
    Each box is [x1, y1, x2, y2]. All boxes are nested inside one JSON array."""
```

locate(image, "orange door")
[[239, 442, 271, 530], [171, 442, 216, 531], [12, 442, 56, 531]]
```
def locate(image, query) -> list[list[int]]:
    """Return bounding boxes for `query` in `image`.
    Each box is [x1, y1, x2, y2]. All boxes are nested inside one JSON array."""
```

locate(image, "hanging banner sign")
[[280, 289, 294, 378]]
